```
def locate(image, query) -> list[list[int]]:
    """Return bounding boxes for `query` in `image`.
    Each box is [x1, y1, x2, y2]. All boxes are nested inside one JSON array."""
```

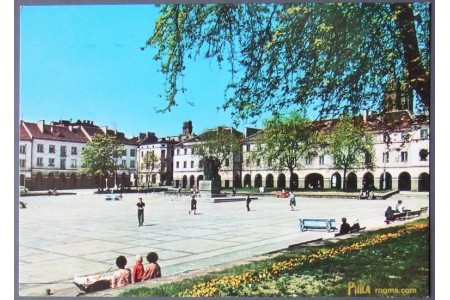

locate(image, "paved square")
[[18, 190, 429, 296]]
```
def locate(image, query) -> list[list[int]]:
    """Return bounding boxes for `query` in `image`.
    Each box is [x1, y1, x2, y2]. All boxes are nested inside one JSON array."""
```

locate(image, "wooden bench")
[[214, 197, 258, 203], [299, 219, 337, 232], [385, 212, 407, 224], [335, 227, 366, 237], [406, 210, 422, 219], [105, 194, 121, 201]]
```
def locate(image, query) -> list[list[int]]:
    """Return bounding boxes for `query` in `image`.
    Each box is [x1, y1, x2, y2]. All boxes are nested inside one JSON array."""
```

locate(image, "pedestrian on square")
[[189, 195, 197, 214], [143, 252, 161, 280], [289, 191, 296, 211], [177, 186, 182, 198], [137, 198, 145, 226], [246, 194, 251, 211]]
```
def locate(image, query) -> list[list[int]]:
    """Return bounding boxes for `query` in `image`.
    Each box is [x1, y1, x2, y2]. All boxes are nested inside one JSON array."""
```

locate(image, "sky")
[[19, 4, 264, 138]]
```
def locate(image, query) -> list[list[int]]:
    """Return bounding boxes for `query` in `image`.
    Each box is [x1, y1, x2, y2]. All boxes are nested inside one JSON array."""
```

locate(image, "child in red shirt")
[[131, 254, 145, 283]]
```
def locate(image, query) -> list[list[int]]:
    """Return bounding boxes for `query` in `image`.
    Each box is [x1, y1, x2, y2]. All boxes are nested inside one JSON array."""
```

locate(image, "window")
[[122, 160, 127, 168], [191, 161, 194, 168], [401, 151, 408, 162], [184, 149, 187, 155], [71, 159, 77, 168], [130, 149, 136, 157], [60, 158, 66, 169], [60, 146, 66, 157], [161, 162, 166, 172], [20, 159, 26, 168], [383, 152, 389, 163], [20, 145, 26, 154], [37, 144, 44, 153], [225, 158, 230, 167], [305, 157, 311, 165], [37, 157, 43, 166], [420, 129, 428, 139], [130, 160, 135, 168], [49, 145, 55, 153], [319, 155, 325, 165], [176, 161, 180, 168], [176, 149, 180, 155], [71, 146, 77, 155], [257, 158, 261, 167], [48, 158, 55, 167], [161, 150, 166, 159], [122, 149, 127, 156], [245, 159, 250, 167], [246, 144, 250, 152], [183, 161, 187, 168]]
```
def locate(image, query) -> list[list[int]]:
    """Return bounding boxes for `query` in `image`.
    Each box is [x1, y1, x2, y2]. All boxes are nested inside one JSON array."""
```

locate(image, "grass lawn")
[[121, 218, 430, 297]]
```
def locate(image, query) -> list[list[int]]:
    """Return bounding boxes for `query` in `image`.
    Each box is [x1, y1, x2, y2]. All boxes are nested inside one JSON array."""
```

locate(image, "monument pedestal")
[[198, 180, 221, 199]]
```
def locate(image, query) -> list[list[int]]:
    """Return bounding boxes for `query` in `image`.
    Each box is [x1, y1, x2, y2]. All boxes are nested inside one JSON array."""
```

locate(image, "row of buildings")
[[18, 108, 430, 192]]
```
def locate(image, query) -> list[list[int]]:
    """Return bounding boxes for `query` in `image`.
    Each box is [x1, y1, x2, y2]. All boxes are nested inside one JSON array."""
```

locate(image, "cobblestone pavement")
[[17, 190, 430, 297]]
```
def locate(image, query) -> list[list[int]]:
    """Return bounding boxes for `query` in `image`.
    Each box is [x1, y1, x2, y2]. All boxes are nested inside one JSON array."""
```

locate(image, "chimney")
[[37, 120, 45, 133], [100, 126, 108, 134]]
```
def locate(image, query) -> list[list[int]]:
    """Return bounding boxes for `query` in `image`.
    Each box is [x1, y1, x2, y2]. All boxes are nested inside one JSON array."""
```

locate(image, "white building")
[[240, 111, 430, 192]]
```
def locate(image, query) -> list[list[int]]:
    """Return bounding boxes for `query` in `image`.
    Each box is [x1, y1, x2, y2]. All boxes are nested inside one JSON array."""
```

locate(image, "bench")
[[335, 227, 366, 237], [214, 197, 258, 203], [299, 219, 337, 232], [385, 212, 407, 224], [406, 210, 422, 219], [420, 206, 428, 215], [105, 194, 122, 201]]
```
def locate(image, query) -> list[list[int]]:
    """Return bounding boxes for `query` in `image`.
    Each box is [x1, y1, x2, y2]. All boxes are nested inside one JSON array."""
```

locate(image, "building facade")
[[19, 110, 430, 192]]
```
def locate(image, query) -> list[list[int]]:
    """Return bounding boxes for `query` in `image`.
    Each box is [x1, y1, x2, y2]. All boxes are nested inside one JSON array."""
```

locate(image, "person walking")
[[246, 194, 251, 211], [137, 198, 145, 226], [189, 195, 197, 215], [289, 191, 296, 211]]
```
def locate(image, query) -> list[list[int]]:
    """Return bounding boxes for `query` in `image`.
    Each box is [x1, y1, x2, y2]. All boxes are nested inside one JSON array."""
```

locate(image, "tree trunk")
[[391, 3, 430, 111], [343, 168, 347, 191]]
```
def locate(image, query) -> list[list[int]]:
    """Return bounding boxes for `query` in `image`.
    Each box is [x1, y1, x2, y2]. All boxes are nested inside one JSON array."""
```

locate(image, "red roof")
[[21, 121, 89, 143], [19, 122, 32, 141]]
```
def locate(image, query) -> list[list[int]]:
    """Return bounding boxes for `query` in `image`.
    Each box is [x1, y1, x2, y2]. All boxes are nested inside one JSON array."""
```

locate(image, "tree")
[[146, 3, 430, 123], [192, 126, 243, 180], [140, 151, 160, 186], [326, 116, 375, 190], [78, 134, 125, 189], [255, 112, 319, 183]]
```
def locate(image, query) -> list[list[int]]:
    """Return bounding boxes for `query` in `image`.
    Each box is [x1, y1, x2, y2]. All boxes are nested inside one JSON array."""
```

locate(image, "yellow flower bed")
[[181, 224, 428, 297]]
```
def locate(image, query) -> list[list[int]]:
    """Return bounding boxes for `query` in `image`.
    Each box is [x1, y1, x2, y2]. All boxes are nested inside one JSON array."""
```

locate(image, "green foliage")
[[255, 112, 319, 174], [147, 3, 430, 124], [141, 151, 160, 172], [326, 116, 375, 189], [192, 126, 243, 174], [78, 134, 125, 177], [121, 219, 429, 297]]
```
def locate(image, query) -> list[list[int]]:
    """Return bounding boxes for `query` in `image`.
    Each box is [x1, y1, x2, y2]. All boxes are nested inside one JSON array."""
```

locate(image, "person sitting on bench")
[[385, 206, 395, 224], [350, 219, 360, 231], [339, 217, 351, 235]]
